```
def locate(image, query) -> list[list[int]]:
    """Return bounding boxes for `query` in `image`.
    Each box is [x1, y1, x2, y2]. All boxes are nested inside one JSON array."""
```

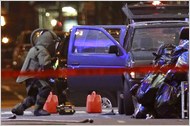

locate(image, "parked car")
[[12, 30, 31, 70], [1, 37, 14, 69]]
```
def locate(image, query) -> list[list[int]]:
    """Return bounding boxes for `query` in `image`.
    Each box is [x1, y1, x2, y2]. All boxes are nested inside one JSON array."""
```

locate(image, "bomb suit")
[[12, 29, 60, 116]]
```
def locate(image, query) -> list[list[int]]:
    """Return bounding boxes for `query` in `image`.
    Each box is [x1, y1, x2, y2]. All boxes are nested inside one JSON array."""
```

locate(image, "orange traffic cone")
[[43, 92, 58, 113], [86, 91, 102, 113]]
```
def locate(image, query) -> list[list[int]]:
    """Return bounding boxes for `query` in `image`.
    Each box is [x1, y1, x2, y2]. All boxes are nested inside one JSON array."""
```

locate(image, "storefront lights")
[[152, 1, 161, 6], [45, 12, 50, 17], [1, 16, 6, 26], [62, 6, 77, 16], [2, 37, 9, 44], [51, 19, 57, 27]]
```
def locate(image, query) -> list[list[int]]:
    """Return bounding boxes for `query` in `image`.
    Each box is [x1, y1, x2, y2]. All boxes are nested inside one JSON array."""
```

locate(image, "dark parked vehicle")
[[119, 3, 189, 115], [12, 30, 31, 70]]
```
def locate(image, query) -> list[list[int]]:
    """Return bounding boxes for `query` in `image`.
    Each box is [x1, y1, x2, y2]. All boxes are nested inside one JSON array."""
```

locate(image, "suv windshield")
[[132, 27, 181, 51]]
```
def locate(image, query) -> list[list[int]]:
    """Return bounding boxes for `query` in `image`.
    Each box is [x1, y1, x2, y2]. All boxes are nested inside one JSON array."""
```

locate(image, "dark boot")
[[34, 109, 50, 116], [34, 83, 51, 116], [11, 103, 24, 115], [11, 96, 35, 115], [34, 97, 51, 116]]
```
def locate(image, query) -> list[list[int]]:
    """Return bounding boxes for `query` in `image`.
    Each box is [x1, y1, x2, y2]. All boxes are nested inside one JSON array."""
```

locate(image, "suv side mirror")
[[109, 45, 119, 56]]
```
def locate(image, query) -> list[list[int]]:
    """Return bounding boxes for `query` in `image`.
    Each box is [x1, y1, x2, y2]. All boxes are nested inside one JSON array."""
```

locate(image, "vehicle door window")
[[73, 29, 115, 54]]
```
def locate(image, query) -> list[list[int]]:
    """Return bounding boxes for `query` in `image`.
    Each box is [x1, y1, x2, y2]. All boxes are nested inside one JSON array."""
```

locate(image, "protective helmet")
[[30, 28, 61, 46], [30, 28, 61, 57]]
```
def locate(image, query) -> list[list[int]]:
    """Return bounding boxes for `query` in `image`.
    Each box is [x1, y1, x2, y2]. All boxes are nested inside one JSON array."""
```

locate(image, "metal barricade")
[[181, 81, 189, 119]]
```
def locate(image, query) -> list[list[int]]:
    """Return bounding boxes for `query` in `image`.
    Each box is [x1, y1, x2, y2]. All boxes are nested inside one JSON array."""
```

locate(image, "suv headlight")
[[130, 71, 145, 79], [130, 71, 135, 78]]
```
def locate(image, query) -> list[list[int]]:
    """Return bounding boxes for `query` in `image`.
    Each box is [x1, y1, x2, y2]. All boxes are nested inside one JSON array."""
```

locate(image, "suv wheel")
[[99, 91, 117, 108], [123, 74, 134, 115], [118, 91, 124, 114], [101, 97, 112, 109]]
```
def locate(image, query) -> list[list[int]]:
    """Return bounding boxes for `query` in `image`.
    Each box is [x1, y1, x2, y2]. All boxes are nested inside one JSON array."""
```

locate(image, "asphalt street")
[[1, 107, 189, 125], [1, 70, 189, 125]]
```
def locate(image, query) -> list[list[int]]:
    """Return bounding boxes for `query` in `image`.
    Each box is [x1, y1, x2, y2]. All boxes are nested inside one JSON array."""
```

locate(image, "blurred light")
[[62, 6, 77, 16], [75, 30, 83, 36], [45, 12, 50, 17], [1, 16, 6, 26], [51, 19, 57, 27], [13, 61, 17, 66], [152, 1, 161, 6], [64, 20, 78, 32], [36, 32, 41, 37], [130, 72, 135, 78], [2, 37, 9, 44], [185, 18, 189, 22], [57, 21, 62, 27]]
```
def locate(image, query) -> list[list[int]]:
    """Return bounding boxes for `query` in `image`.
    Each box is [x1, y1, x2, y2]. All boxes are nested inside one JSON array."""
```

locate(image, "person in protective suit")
[[11, 28, 60, 116]]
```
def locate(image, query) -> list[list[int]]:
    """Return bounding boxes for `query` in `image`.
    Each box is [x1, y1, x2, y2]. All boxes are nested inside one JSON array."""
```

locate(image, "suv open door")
[[66, 25, 127, 106]]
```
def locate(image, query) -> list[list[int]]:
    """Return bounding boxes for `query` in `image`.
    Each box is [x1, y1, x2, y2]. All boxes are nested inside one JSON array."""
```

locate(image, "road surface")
[[1, 69, 189, 125]]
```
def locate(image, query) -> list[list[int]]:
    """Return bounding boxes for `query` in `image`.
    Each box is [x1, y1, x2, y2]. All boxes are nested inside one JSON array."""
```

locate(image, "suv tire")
[[99, 91, 117, 107], [118, 91, 124, 114], [123, 73, 134, 115]]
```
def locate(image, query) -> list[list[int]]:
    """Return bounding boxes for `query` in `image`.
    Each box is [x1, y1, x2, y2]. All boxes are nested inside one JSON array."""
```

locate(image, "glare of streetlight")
[[2, 37, 9, 44], [1, 16, 6, 26], [51, 19, 57, 27], [45, 12, 50, 17]]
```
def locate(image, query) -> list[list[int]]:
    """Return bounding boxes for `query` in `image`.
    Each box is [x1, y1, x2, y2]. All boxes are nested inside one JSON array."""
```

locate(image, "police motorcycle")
[[30, 29, 75, 115], [130, 41, 189, 119]]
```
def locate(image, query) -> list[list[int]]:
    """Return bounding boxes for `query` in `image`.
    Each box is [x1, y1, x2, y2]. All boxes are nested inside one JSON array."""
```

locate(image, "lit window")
[[51, 19, 57, 27], [1, 16, 6, 26], [2, 37, 9, 44], [62, 6, 78, 16]]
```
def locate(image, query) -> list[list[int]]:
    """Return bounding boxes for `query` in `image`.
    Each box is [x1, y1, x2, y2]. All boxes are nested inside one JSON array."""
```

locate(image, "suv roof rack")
[[122, 3, 189, 23]]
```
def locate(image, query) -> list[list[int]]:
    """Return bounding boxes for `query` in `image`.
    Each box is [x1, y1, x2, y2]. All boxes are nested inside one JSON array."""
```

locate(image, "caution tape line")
[[1, 65, 188, 79]]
